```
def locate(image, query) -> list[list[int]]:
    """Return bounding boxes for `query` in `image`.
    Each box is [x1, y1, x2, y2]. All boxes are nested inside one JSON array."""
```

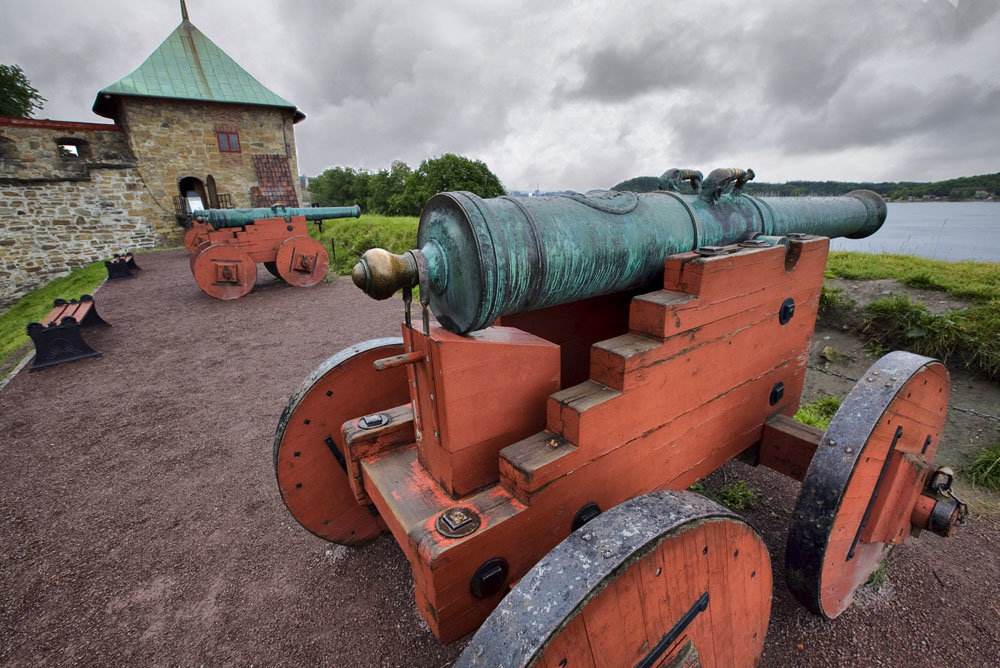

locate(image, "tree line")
[[611, 172, 999, 201], [308, 154, 505, 215]]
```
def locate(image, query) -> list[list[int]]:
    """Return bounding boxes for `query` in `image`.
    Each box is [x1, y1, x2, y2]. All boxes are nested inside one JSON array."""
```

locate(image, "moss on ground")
[[794, 396, 844, 430], [819, 284, 855, 314]]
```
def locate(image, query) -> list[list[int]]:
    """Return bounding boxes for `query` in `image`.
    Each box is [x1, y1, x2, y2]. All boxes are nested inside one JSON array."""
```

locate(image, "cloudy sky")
[[2, 0, 998, 191]]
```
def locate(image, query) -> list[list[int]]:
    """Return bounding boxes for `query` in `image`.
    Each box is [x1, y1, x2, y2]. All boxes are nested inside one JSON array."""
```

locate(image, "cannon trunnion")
[[274, 171, 961, 666]]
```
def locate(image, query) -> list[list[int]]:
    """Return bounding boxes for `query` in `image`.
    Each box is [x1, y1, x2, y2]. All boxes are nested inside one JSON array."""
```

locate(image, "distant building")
[[0, 1, 305, 307]]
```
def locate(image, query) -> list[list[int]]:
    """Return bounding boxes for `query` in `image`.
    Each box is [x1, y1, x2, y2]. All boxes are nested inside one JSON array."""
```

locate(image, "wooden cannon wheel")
[[190, 240, 211, 270], [457, 491, 772, 668], [786, 351, 949, 618], [275, 235, 330, 287], [191, 244, 258, 300], [273, 338, 411, 545]]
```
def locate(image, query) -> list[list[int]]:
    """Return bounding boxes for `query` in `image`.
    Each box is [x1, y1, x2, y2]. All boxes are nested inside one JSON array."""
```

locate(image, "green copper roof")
[[93, 18, 304, 122]]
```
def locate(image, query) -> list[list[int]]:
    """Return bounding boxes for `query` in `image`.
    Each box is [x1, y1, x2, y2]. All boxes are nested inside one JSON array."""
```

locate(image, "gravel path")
[[1, 249, 997, 666]]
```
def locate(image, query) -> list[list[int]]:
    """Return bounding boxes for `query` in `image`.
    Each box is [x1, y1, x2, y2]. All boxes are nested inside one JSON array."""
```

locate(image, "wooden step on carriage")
[[273, 169, 966, 667]]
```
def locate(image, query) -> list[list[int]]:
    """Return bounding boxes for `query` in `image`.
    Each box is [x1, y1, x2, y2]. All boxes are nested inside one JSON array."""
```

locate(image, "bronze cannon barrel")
[[353, 181, 885, 334], [197, 205, 361, 229]]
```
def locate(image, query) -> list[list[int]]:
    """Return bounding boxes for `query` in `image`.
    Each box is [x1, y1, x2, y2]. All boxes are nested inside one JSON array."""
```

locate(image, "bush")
[[308, 216, 418, 276]]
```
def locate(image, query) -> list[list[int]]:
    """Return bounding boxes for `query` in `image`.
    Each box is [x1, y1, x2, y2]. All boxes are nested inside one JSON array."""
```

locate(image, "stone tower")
[[92, 0, 305, 243]]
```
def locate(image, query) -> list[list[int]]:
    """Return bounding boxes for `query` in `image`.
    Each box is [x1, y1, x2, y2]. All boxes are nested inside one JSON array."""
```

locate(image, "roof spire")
[[180, 0, 189, 22]]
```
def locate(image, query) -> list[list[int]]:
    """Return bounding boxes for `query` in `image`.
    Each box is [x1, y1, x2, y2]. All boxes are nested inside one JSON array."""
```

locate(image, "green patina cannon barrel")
[[197, 204, 361, 229], [352, 170, 886, 334]]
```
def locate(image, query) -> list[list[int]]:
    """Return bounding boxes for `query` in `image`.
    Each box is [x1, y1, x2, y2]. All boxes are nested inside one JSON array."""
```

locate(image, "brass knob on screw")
[[352, 248, 418, 300]]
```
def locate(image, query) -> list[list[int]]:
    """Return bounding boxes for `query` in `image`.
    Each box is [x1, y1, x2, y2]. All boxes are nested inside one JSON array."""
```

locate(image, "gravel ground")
[[1, 249, 997, 666]]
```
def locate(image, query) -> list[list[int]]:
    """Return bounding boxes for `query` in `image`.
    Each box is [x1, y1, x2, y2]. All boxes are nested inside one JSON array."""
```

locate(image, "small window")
[[217, 132, 240, 153], [56, 138, 88, 158]]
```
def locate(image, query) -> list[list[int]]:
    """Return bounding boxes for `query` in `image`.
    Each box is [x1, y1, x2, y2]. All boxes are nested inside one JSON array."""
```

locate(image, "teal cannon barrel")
[[352, 168, 886, 334], [197, 204, 361, 229]]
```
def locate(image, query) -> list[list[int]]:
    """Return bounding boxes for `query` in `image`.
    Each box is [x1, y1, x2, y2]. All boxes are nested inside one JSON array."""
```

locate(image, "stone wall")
[[0, 118, 162, 309]]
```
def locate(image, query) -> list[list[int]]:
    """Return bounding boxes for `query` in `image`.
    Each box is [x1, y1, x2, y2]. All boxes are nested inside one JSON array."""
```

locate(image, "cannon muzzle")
[[197, 204, 361, 229], [353, 169, 886, 333]]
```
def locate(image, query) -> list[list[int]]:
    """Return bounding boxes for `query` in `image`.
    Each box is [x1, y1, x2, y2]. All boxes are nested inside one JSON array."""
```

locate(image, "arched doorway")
[[178, 176, 208, 215]]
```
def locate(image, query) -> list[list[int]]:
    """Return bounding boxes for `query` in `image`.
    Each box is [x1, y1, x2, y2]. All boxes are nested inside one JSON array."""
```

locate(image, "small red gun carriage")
[[184, 204, 359, 299], [274, 169, 965, 667]]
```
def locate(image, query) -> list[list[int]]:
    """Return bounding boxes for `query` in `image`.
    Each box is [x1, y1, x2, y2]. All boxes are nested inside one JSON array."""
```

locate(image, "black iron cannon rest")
[[27, 295, 111, 371]]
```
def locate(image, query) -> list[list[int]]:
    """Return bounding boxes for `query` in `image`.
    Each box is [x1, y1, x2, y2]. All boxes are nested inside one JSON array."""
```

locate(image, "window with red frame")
[[216, 131, 241, 153]]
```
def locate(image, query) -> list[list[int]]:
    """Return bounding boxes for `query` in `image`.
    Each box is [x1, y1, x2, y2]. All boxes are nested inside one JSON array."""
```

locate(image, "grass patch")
[[794, 396, 843, 430], [866, 561, 889, 588], [966, 440, 1000, 491], [863, 340, 891, 358], [687, 479, 758, 510], [825, 252, 1000, 378], [308, 215, 419, 276], [717, 480, 758, 511], [862, 295, 1000, 379], [819, 285, 855, 314], [0, 260, 107, 366], [825, 251, 1000, 303]]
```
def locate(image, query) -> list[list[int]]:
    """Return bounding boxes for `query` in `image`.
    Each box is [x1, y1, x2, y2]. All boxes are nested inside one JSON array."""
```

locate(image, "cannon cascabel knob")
[[352, 248, 419, 300]]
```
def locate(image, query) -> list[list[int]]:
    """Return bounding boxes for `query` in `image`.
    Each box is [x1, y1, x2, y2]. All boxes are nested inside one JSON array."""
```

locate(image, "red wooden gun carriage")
[[273, 168, 965, 667], [184, 204, 359, 299]]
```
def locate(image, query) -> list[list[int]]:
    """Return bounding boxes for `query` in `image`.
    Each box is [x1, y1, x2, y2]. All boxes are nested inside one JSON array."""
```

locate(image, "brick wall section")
[[251, 154, 299, 207]]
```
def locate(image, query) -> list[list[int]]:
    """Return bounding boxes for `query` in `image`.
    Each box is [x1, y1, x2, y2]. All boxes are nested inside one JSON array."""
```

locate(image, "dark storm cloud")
[[561, 25, 722, 103], [778, 76, 1000, 154], [556, 0, 1000, 184], [1, 0, 999, 189]]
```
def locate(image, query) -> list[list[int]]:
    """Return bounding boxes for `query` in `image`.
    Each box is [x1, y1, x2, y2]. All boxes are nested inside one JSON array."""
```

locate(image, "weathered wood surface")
[[785, 351, 949, 618], [354, 240, 827, 641], [455, 491, 771, 668], [273, 338, 409, 546]]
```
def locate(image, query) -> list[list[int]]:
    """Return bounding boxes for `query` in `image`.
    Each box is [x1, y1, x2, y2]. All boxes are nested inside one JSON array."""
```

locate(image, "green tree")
[[0, 64, 46, 119], [399, 153, 505, 215], [368, 160, 412, 215], [308, 166, 370, 208], [310, 154, 505, 216]]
